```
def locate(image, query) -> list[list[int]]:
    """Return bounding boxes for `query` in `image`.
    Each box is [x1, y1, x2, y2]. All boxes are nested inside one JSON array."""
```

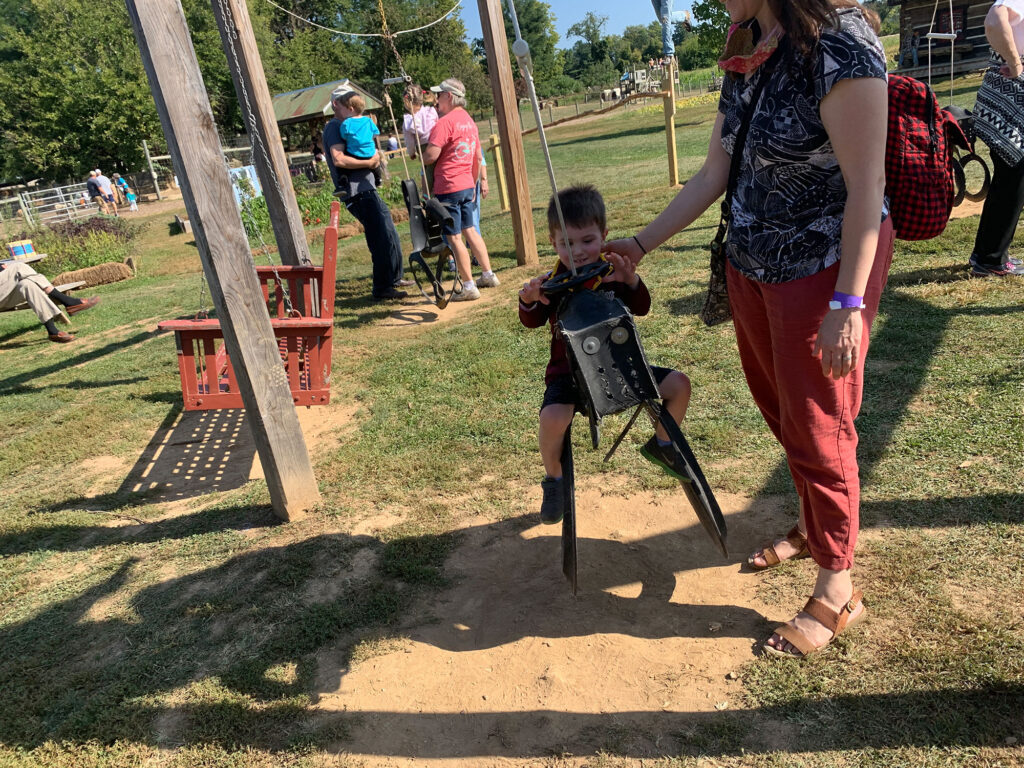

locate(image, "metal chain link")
[[213, 0, 303, 317], [377, 0, 431, 195]]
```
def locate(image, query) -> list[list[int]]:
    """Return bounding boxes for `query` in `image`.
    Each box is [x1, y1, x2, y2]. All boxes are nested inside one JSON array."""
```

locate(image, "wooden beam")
[[487, 134, 509, 213], [210, 0, 311, 266], [664, 60, 679, 187], [125, 0, 320, 521], [477, 0, 538, 266]]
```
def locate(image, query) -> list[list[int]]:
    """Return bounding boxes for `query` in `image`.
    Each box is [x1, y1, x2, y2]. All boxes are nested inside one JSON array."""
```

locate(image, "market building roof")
[[272, 79, 382, 126]]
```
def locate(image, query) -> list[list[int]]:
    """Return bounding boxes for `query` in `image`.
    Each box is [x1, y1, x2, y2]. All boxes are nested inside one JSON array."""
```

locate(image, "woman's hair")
[[403, 84, 423, 107], [768, 0, 880, 59]]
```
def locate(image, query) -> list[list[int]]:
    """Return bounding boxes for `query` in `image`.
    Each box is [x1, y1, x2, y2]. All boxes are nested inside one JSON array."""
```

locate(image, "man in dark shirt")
[[323, 89, 409, 301], [86, 171, 107, 214]]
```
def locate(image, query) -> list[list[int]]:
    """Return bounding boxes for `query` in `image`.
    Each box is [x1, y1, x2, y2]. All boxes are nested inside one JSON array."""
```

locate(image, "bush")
[[240, 174, 406, 242], [11, 217, 141, 274]]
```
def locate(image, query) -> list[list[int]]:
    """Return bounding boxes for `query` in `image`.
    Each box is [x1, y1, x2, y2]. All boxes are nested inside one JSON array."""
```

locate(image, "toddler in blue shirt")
[[334, 94, 386, 199]]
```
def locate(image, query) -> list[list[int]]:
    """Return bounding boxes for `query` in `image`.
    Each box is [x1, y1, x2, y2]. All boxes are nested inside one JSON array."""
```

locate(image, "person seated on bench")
[[517, 184, 692, 525], [0, 261, 100, 343]]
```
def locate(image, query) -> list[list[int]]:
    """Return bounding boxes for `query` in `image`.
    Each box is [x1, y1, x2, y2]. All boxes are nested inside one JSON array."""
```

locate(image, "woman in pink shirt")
[[402, 84, 438, 160]]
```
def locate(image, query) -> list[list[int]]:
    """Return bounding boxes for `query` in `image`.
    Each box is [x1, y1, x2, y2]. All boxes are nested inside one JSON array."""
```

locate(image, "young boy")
[[333, 94, 385, 199], [125, 187, 139, 212], [518, 184, 693, 524]]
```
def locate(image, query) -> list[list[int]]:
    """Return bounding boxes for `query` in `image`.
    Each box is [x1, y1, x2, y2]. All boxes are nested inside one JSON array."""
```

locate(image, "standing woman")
[[968, 0, 1024, 277], [605, 0, 892, 656]]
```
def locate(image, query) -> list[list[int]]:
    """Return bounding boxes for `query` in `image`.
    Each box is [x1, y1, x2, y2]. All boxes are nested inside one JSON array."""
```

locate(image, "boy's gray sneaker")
[[539, 476, 565, 524], [640, 436, 692, 482], [450, 283, 480, 301], [477, 272, 500, 288]]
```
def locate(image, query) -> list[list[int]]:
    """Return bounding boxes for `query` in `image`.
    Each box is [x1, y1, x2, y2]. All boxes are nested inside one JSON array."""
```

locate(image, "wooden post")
[[664, 60, 679, 187], [125, 0, 320, 521], [210, 0, 311, 266], [478, 0, 537, 266], [575, 100, 580, 116], [143, 139, 163, 200], [548, 102, 553, 124], [18, 193, 32, 226], [488, 134, 509, 213]]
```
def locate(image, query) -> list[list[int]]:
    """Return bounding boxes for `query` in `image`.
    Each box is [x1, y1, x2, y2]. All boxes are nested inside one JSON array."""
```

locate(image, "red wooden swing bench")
[[158, 201, 339, 411]]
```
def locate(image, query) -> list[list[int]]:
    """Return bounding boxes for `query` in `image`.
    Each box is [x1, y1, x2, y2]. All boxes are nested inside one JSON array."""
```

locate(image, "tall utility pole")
[[477, 0, 538, 266]]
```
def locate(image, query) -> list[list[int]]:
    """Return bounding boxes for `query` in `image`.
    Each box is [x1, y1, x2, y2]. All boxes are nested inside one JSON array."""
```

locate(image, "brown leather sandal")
[[746, 525, 810, 569], [763, 589, 866, 658]]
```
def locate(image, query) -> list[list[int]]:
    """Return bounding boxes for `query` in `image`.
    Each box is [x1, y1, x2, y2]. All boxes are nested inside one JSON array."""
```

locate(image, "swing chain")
[[376, 0, 432, 196], [505, 0, 575, 274], [213, 0, 300, 316]]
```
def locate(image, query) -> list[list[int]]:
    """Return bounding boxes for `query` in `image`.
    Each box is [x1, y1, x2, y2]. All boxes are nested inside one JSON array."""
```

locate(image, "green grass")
[[0, 68, 1021, 767]]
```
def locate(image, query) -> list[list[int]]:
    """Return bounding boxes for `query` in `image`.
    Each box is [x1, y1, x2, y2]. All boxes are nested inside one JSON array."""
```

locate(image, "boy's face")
[[549, 222, 606, 271]]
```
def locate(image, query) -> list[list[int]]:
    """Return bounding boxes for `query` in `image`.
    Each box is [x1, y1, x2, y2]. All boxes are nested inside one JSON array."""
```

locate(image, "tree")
[[564, 12, 619, 87], [567, 12, 607, 49], [690, 0, 730, 60], [358, 1, 491, 111], [475, 0, 565, 99]]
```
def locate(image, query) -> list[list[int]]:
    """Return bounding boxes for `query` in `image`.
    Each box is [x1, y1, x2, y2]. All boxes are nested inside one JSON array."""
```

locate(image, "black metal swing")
[[541, 261, 729, 595], [401, 178, 464, 308]]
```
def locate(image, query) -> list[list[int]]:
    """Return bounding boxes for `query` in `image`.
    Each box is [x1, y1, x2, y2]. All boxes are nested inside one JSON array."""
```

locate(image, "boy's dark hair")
[[547, 183, 606, 233]]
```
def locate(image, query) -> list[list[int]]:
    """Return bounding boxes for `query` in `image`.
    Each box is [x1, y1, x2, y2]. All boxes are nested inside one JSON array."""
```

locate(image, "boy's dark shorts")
[[541, 366, 673, 412]]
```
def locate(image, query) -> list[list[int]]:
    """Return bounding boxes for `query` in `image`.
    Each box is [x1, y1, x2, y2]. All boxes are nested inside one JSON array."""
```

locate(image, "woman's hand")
[[602, 251, 638, 287], [519, 275, 549, 305], [1000, 58, 1023, 78], [602, 237, 645, 267], [813, 308, 863, 379]]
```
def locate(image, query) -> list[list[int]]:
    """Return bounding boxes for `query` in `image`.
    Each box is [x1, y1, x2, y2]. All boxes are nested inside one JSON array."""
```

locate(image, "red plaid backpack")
[[885, 74, 969, 241]]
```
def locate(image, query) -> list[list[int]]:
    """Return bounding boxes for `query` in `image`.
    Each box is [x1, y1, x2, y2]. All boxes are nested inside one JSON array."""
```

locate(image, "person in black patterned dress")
[[605, 0, 892, 657]]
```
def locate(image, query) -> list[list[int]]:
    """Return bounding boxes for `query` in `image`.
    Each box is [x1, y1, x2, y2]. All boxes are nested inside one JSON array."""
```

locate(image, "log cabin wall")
[[894, 0, 993, 75]]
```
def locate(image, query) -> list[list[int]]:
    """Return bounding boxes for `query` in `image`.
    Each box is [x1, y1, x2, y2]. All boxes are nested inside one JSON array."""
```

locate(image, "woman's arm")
[[986, 3, 1023, 78], [816, 75, 888, 379], [604, 113, 731, 264]]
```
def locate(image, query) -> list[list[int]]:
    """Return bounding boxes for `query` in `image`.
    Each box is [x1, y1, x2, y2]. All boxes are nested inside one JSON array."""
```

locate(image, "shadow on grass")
[[29, 406, 261, 523], [548, 122, 671, 148], [0, 331, 154, 395]]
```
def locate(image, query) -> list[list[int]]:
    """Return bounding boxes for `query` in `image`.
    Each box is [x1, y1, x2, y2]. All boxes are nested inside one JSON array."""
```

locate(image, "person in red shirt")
[[422, 78, 499, 302]]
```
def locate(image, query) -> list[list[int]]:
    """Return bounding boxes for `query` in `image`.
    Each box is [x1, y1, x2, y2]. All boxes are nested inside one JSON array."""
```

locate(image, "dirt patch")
[[949, 198, 984, 220], [316, 488, 799, 764], [70, 400, 358, 517], [249, 401, 358, 481], [80, 455, 133, 497]]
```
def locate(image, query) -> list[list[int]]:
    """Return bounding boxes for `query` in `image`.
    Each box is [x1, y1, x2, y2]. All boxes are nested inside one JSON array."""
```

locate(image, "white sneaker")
[[477, 271, 500, 288], [450, 283, 481, 301]]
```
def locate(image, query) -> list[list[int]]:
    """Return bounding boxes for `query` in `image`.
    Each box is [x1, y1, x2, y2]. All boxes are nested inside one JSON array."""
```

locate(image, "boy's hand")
[[519, 275, 550, 305], [602, 251, 639, 288]]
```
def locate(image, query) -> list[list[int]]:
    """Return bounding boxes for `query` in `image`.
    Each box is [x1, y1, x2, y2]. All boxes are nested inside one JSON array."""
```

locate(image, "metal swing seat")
[[402, 178, 463, 308], [158, 201, 340, 411], [542, 262, 728, 594]]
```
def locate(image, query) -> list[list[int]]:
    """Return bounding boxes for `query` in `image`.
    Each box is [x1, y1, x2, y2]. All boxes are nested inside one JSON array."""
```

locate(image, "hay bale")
[[53, 261, 134, 288]]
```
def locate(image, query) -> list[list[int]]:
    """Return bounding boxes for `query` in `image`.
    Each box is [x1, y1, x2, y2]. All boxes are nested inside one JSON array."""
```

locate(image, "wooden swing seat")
[[158, 201, 340, 411]]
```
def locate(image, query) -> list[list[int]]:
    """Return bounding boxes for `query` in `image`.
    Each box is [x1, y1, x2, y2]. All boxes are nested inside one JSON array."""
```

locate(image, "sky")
[[460, 0, 689, 48]]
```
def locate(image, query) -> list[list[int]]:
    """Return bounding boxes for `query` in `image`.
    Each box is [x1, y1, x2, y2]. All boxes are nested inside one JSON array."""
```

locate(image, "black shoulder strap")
[[725, 43, 786, 214]]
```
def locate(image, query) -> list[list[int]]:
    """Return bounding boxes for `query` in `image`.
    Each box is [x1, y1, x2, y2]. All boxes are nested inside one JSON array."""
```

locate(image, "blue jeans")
[[345, 190, 402, 297], [651, 0, 689, 58]]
